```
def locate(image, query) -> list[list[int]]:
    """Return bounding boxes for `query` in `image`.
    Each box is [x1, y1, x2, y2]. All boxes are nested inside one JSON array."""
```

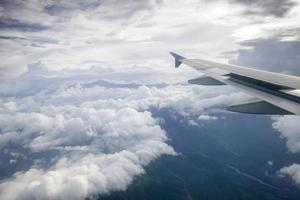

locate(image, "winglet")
[[170, 52, 185, 68]]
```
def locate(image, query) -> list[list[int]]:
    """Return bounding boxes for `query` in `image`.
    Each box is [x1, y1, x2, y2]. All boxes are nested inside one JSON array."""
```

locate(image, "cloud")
[[231, 0, 296, 17], [0, 108, 175, 200], [0, 99, 175, 199], [0, 152, 146, 200], [0, 64, 247, 199], [0, 18, 49, 32], [272, 116, 300, 153], [2, 0, 300, 79], [230, 38, 300, 75], [197, 114, 218, 121], [279, 164, 300, 185], [0, 0, 159, 25], [0, 35, 28, 40], [188, 114, 219, 126], [272, 116, 300, 186]]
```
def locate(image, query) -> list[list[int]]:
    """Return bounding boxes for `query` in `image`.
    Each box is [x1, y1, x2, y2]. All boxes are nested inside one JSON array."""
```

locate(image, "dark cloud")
[[229, 38, 300, 75], [0, 18, 49, 32], [92, 0, 162, 20], [231, 0, 296, 17], [44, 0, 102, 16], [0, 35, 27, 41], [277, 27, 300, 40], [44, 4, 69, 16], [0, 0, 160, 29]]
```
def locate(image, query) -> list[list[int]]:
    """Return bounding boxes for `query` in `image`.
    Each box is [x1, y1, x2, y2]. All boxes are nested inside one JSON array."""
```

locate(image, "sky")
[[1, 0, 300, 199], [1, 0, 300, 78]]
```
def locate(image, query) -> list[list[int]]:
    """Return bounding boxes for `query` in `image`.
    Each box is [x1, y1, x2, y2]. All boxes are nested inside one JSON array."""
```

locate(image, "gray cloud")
[[1, 0, 300, 79], [230, 38, 300, 75], [0, 0, 159, 23], [0, 18, 49, 32], [94, 0, 161, 20], [231, 0, 297, 17], [0, 35, 27, 40], [44, 0, 102, 16]]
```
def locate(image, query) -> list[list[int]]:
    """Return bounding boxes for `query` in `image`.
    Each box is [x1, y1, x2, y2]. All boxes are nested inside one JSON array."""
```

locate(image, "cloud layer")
[[1, 0, 300, 79], [0, 64, 247, 199]]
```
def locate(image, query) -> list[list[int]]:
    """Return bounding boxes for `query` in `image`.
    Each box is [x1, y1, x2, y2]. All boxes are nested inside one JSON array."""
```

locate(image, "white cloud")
[[0, 65, 246, 199], [279, 164, 300, 185], [267, 161, 273, 166], [198, 114, 218, 121], [0, 152, 146, 200], [272, 116, 300, 153], [9, 159, 17, 165], [0, 100, 176, 199], [272, 116, 300, 186]]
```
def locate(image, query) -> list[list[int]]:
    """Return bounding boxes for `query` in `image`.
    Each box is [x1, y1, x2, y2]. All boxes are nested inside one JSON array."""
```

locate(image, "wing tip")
[[169, 52, 185, 68]]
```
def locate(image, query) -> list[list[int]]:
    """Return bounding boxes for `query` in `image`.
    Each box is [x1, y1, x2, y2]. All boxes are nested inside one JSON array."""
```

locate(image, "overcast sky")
[[1, 0, 300, 78], [1, 1, 300, 199]]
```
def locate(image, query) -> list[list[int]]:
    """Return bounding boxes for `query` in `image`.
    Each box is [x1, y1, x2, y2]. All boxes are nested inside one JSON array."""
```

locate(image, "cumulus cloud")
[[272, 116, 300, 186], [0, 108, 174, 200], [272, 116, 300, 153], [0, 73, 176, 199], [0, 64, 247, 199], [279, 164, 300, 185]]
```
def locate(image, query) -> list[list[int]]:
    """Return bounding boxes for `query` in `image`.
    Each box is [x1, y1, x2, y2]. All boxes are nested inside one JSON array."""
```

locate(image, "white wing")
[[170, 52, 300, 115]]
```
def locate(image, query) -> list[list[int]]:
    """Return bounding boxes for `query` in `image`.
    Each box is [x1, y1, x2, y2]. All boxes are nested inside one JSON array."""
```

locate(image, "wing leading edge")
[[170, 52, 300, 115]]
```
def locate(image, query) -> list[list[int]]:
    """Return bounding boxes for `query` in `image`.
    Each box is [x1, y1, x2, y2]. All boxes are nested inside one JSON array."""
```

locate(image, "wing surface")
[[170, 52, 300, 115]]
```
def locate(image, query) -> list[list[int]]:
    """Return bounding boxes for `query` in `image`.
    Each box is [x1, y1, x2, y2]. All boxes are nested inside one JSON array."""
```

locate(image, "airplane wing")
[[170, 52, 300, 115]]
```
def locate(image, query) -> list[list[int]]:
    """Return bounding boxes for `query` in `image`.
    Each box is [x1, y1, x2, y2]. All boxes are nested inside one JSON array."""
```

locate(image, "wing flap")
[[188, 76, 226, 86], [226, 99, 293, 115]]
